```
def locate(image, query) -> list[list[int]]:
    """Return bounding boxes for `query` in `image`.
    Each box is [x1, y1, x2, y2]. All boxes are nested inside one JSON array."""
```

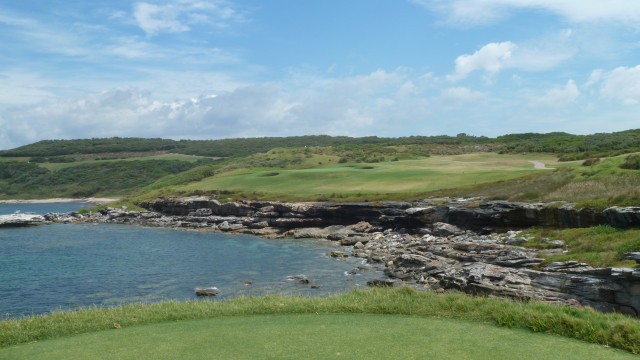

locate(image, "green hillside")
[[0, 130, 639, 203]]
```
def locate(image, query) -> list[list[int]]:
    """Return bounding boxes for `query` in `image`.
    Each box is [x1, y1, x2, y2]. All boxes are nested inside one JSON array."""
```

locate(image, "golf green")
[[1, 314, 634, 359]]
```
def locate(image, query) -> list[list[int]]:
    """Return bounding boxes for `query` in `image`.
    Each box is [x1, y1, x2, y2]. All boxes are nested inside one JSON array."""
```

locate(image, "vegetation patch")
[[0, 160, 209, 199], [620, 154, 640, 170], [522, 225, 640, 267]]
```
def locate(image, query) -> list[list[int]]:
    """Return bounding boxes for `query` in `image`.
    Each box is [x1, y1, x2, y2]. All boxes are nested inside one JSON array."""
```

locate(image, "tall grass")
[[523, 225, 640, 267], [2, 288, 639, 354]]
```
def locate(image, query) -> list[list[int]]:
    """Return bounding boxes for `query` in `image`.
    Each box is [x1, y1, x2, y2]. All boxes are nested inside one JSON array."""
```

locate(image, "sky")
[[1, 1, 640, 149]]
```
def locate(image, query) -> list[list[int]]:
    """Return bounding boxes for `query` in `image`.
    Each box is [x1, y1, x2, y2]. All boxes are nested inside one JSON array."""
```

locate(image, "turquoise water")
[[0, 204, 380, 318]]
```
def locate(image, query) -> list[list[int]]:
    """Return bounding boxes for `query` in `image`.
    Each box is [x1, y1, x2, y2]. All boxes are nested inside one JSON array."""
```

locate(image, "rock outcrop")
[[47, 196, 640, 316], [0, 213, 45, 227], [138, 196, 640, 231], [353, 228, 640, 315]]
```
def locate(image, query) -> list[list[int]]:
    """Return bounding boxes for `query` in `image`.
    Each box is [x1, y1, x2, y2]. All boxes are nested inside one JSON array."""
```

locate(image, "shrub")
[[582, 158, 600, 166], [620, 154, 640, 170]]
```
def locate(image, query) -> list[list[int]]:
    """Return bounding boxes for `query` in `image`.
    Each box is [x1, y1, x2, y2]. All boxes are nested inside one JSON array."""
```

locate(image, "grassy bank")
[[432, 153, 640, 207], [522, 225, 640, 267], [2, 288, 639, 354]]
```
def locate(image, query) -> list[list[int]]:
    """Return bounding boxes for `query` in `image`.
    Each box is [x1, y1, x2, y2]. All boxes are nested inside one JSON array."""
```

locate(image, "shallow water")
[[0, 204, 381, 318], [0, 202, 91, 215]]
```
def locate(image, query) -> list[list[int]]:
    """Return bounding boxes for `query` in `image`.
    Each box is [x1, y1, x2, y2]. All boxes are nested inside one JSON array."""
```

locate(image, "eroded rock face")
[[139, 197, 640, 230], [353, 229, 640, 315]]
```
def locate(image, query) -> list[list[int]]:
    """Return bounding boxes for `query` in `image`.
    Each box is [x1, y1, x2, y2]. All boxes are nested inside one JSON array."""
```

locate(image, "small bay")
[[0, 203, 380, 318]]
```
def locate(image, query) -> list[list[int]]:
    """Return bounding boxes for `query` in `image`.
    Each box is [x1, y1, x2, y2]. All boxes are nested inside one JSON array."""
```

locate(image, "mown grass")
[[3, 314, 635, 360], [522, 225, 640, 267], [1, 288, 639, 354], [172, 153, 560, 201]]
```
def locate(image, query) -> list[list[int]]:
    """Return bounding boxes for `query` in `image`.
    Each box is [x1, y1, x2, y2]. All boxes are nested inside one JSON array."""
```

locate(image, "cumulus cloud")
[[449, 42, 515, 81], [411, 0, 640, 26], [532, 80, 580, 108], [449, 40, 573, 81], [133, 0, 244, 37], [593, 65, 640, 105]]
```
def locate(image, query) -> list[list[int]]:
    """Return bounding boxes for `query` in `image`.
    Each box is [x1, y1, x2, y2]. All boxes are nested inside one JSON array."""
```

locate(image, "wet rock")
[[195, 287, 220, 296], [367, 279, 399, 287], [326, 251, 348, 259], [287, 274, 311, 285]]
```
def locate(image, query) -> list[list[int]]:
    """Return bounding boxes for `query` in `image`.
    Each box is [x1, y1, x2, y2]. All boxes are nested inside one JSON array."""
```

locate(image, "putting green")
[[1, 314, 634, 359]]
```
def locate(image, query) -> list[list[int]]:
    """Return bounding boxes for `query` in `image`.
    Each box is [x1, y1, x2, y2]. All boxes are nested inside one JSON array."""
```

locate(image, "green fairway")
[[1, 314, 634, 360], [178, 153, 564, 199]]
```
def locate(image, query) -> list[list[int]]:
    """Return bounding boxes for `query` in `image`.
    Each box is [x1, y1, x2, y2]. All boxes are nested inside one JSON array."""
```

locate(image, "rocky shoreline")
[[42, 196, 640, 316]]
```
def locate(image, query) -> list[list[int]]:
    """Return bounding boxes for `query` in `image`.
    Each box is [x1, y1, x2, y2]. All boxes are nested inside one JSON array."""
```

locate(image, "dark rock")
[[367, 279, 399, 287], [326, 251, 348, 258], [603, 207, 640, 228], [405, 206, 449, 223], [287, 274, 311, 285], [623, 252, 640, 264], [188, 208, 212, 216]]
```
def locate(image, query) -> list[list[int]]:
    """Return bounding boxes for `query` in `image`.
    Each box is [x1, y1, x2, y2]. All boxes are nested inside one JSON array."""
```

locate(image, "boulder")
[[326, 251, 348, 258], [367, 279, 399, 287], [604, 207, 640, 228], [431, 222, 463, 236], [195, 287, 220, 296]]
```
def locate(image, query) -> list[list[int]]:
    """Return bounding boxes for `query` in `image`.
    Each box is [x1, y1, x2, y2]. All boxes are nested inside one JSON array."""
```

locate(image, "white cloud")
[[449, 42, 515, 81], [412, 0, 640, 26], [597, 66, 640, 105], [0, 69, 439, 149], [133, 0, 244, 37], [532, 80, 579, 108], [449, 39, 574, 81]]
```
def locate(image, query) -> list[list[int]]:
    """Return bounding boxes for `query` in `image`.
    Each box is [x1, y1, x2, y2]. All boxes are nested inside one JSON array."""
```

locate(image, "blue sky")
[[1, 1, 639, 149]]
